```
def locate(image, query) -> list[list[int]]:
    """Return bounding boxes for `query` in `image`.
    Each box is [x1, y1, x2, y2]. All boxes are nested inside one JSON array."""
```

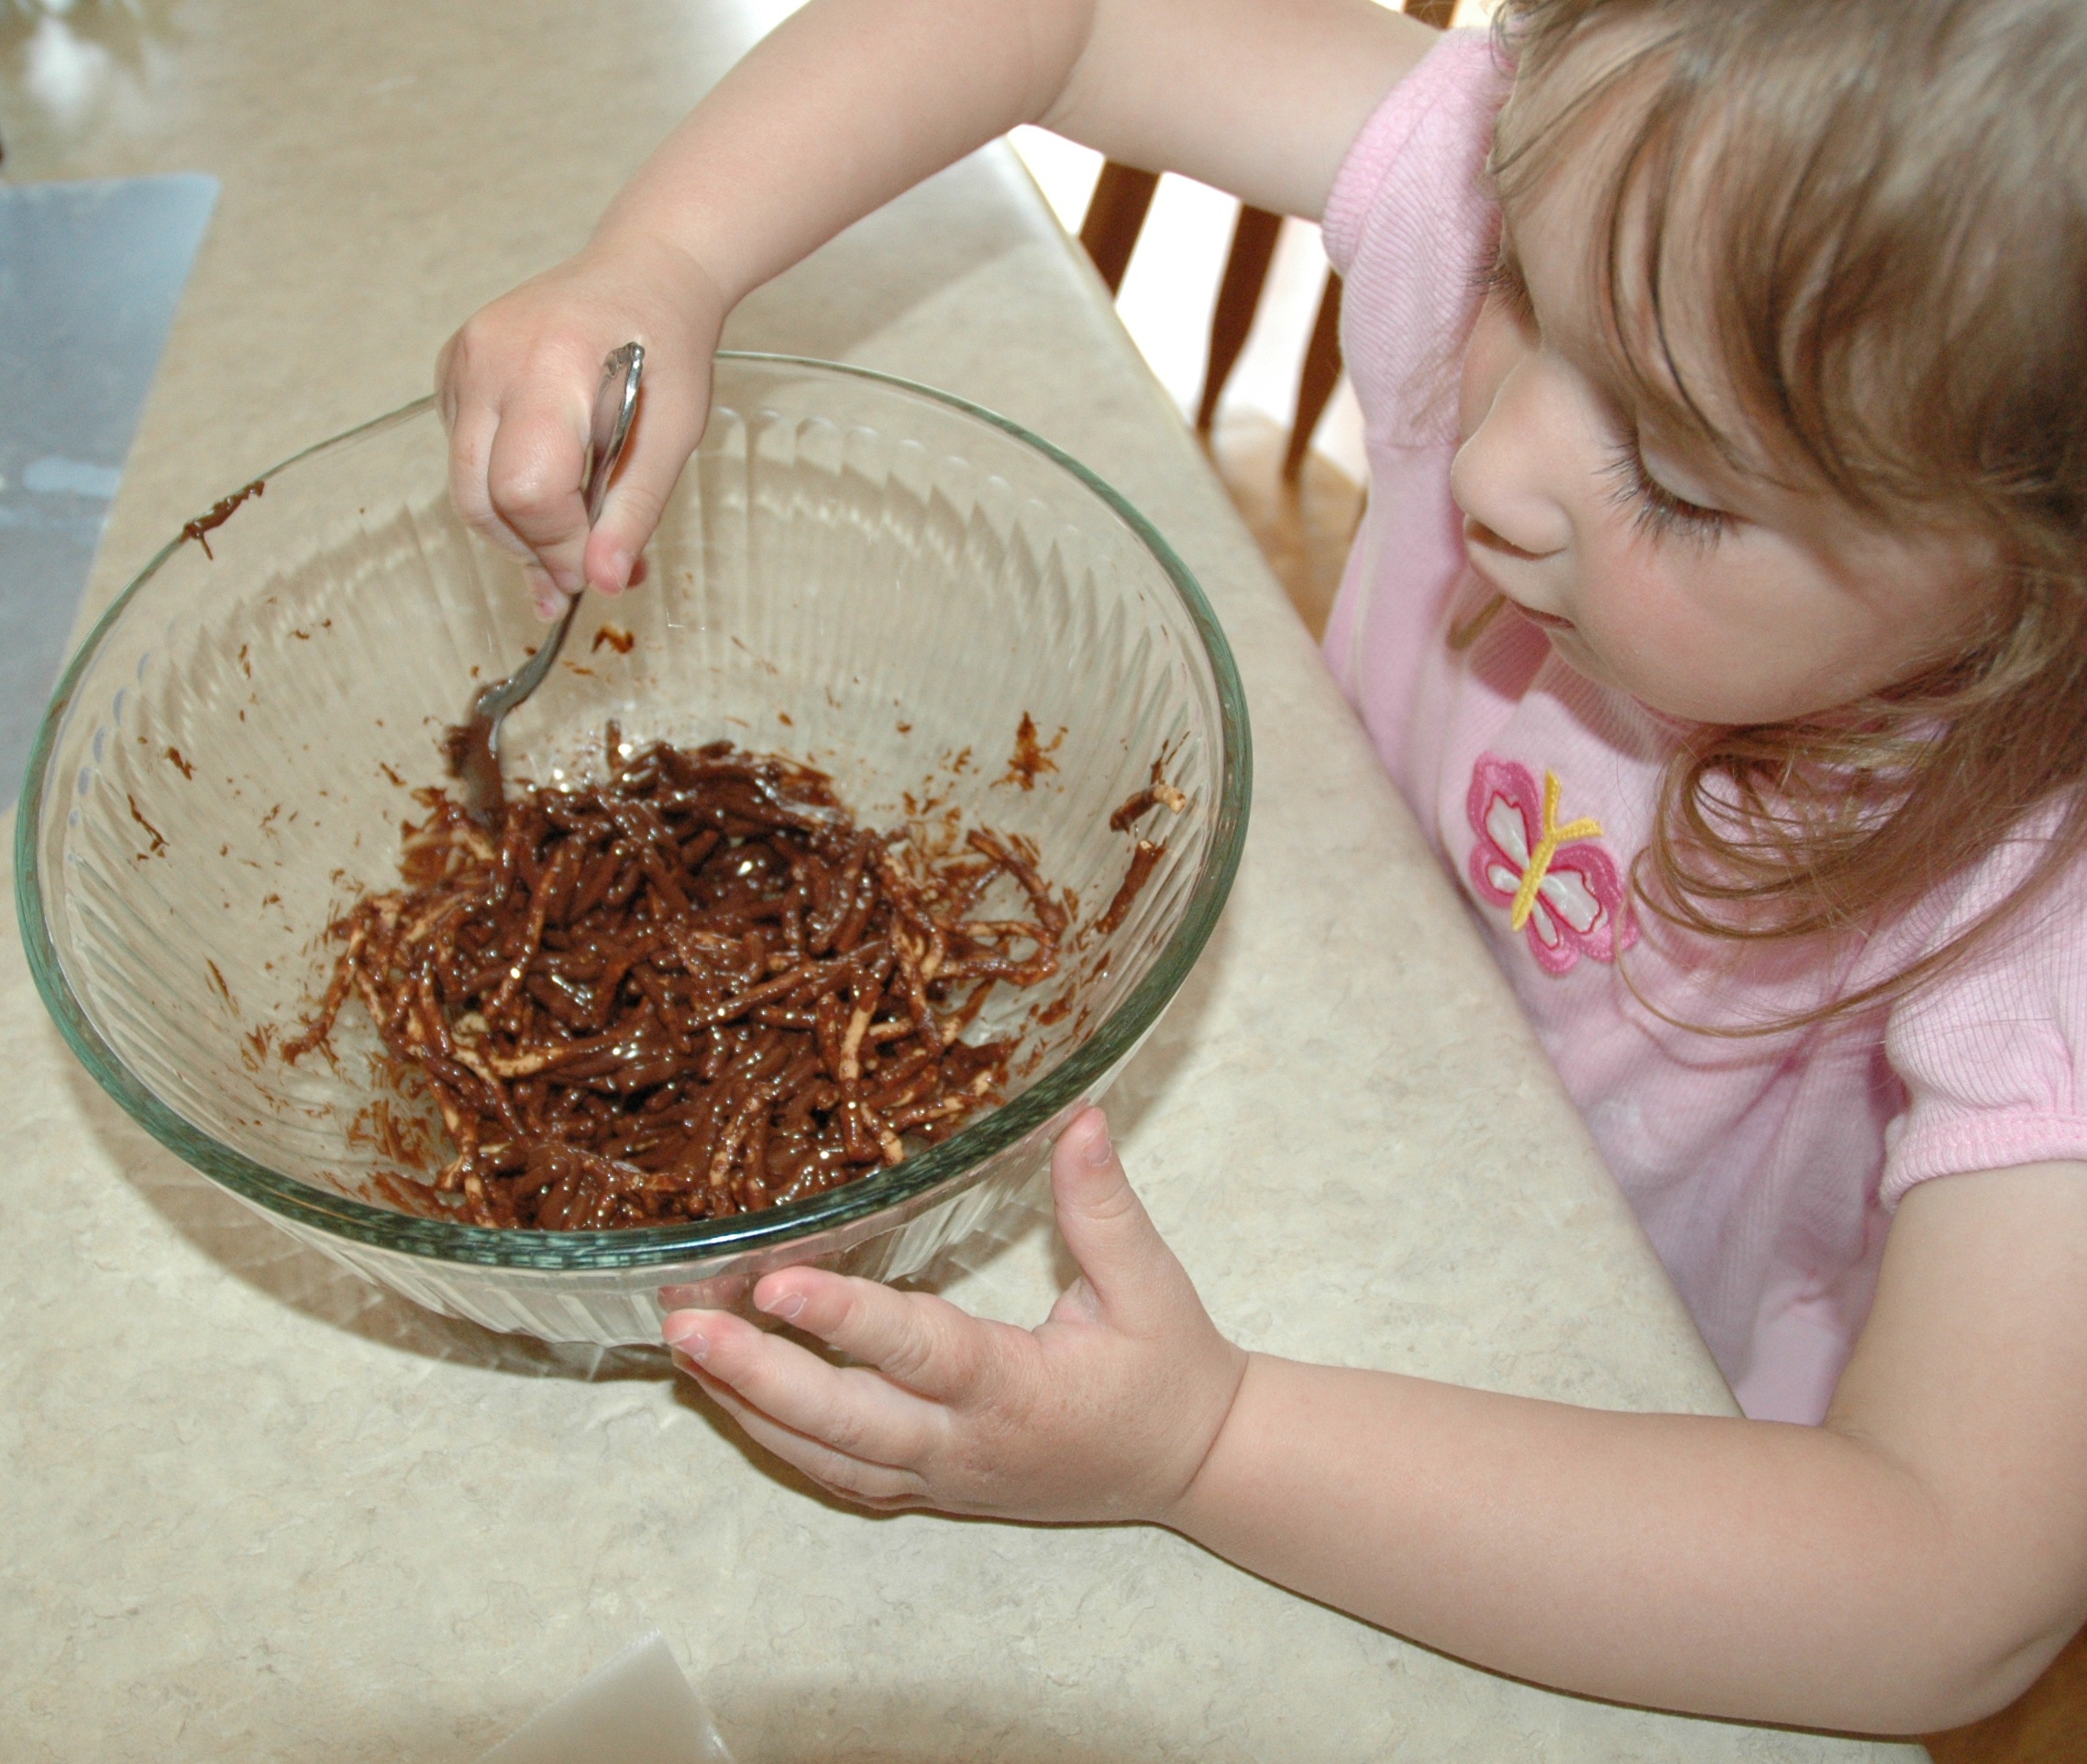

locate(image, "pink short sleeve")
[[1317, 27, 1512, 765], [1321, 28, 1512, 450], [1883, 839, 2087, 1202]]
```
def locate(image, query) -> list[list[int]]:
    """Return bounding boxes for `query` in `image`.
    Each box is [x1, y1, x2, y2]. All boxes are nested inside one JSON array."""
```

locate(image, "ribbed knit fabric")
[[1320, 29, 2087, 1423]]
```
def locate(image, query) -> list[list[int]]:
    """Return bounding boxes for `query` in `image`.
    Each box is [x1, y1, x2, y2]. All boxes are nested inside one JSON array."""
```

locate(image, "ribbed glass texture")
[[19, 356, 1250, 1343]]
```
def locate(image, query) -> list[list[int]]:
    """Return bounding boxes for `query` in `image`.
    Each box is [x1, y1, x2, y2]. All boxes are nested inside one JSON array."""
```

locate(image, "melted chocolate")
[[1095, 837, 1163, 937], [999, 712, 1064, 791], [444, 712, 503, 829], [289, 737, 1067, 1229]]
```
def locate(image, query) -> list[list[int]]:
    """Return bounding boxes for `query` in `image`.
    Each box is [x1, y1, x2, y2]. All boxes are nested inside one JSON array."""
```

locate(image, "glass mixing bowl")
[[18, 354, 1249, 1345]]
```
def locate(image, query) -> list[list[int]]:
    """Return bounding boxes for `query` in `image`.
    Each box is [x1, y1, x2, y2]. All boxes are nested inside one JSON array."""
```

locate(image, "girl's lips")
[[1461, 559, 1569, 630], [1462, 548, 1576, 632]]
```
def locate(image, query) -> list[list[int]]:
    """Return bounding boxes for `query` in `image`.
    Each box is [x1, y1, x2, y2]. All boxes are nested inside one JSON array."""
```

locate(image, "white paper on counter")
[[476, 1629, 734, 1764]]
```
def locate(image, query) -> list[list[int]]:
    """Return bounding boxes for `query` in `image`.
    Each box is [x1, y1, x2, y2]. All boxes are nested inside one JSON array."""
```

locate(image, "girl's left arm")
[[668, 1119, 2087, 1736]]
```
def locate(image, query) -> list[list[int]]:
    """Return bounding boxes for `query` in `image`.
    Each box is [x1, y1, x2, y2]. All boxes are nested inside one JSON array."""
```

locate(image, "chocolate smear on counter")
[[287, 736, 1068, 1229]]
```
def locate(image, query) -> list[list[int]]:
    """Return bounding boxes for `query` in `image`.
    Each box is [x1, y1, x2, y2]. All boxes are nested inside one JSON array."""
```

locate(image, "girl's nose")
[[1450, 358, 1574, 561]]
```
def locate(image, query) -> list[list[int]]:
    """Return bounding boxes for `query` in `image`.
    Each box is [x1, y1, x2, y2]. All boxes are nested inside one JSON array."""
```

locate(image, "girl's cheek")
[[1573, 541, 1713, 700], [1587, 562, 1815, 721], [1575, 526, 1663, 631]]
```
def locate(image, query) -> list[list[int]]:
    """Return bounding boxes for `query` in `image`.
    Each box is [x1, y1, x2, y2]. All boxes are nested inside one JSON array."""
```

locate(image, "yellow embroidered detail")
[[1507, 770, 1605, 933]]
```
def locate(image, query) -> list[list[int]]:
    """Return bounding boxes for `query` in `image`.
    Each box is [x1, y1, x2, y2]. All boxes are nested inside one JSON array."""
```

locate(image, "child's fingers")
[[749, 1269, 1011, 1406], [482, 387, 592, 598], [580, 366, 709, 597], [684, 1365, 929, 1508], [525, 566, 569, 622], [451, 402, 572, 623], [444, 397, 537, 562], [437, 321, 591, 588], [1048, 1108, 1183, 1330], [666, 1306, 947, 1468]]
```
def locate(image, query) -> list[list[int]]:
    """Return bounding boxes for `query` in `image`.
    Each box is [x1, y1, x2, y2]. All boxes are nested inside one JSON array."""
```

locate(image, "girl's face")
[[1451, 112, 1994, 726]]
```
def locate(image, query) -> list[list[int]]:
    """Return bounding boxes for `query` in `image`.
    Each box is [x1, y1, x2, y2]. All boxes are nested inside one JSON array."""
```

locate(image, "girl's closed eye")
[[1475, 237, 1728, 550], [1603, 438, 1732, 546], [1480, 248, 1537, 328]]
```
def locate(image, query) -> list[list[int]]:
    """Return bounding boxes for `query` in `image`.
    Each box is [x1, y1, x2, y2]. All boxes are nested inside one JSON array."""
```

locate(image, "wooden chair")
[[1077, 0, 1460, 479]]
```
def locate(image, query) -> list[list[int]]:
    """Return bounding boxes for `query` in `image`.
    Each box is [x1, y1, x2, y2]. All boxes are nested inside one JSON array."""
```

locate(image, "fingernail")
[[662, 1315, 710, 1361], [756, 1288, 806, 1321], [1081, 1117, 1113, 1167]]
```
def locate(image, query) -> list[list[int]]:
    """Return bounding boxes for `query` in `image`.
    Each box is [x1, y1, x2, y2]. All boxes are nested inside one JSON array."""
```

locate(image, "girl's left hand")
[[661, 1108, 1248, 1524]]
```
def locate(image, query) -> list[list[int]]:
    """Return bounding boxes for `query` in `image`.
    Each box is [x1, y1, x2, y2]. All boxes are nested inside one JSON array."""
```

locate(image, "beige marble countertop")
[[0, 2, 1920, 1758]]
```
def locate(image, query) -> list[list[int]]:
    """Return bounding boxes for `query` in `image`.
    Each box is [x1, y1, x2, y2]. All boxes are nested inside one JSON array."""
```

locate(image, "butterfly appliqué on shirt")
[[1465, 755, 1636, 976]]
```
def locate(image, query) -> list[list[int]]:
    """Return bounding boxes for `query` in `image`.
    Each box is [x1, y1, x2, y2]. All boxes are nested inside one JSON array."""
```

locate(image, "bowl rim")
[[15, 351, 1253, 1272]]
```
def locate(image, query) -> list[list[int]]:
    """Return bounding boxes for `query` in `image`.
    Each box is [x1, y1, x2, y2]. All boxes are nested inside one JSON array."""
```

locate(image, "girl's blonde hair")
[[1491, 0, 2087, 1027]]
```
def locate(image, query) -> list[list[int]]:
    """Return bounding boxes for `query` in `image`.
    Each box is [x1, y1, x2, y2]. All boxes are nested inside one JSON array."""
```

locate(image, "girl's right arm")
[[436, 0, 1438, 612]]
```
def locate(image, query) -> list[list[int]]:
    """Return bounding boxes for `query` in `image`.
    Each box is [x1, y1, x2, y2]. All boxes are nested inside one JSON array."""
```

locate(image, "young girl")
[[437, 0, 2087, 1733]]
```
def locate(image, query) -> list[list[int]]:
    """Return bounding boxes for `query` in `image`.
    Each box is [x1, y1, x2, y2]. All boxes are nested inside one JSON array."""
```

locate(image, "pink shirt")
[[1322, 30, 2087, 1423]]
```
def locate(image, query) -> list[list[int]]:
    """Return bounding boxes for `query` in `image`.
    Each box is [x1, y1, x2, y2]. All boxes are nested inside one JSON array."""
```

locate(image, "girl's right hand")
[[433, 0, 1430, 621], [436, 232, 728, 619]]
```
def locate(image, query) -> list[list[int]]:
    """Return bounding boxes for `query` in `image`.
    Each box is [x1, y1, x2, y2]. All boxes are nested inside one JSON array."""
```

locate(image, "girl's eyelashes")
[[1480, 250, 1536, 326], [1603, 439, 1732, 545], [1478, 236, 1734, 546]]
